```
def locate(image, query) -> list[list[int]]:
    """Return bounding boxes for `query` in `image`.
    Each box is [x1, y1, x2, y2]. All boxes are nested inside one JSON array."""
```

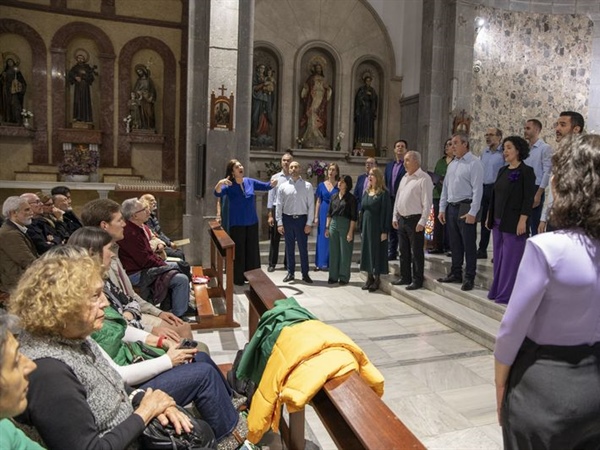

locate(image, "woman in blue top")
[[215, 159, 275, 285], [313, 163, 339, 270]]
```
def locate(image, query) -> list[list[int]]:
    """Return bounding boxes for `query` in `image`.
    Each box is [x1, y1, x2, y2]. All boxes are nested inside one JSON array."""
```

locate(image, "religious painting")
[[210, 85, 234, 130], [298, 52, 334, 149], [353, 64, 380, 149], [251, 48, 279, 149]]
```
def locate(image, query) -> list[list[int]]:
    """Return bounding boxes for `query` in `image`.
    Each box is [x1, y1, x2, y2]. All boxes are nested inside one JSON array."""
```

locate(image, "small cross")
[[218, 84, 227, 96]]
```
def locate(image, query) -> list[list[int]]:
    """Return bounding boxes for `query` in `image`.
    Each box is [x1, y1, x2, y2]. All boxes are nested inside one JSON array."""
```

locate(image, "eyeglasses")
[[134, 208, 149, 215], [43, 202, 53, 207], [28, 200, 42, 205]]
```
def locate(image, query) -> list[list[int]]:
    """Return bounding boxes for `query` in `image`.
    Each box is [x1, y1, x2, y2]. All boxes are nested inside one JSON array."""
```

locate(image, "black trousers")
[[229, 223, 260, 285], [478, 183, 494, 253], [398, 215, 425, 285], [388, 196, 399, 258], [268, 206, 285, 267], [446, 203, 477, 280], [528, 186, 544, 236]]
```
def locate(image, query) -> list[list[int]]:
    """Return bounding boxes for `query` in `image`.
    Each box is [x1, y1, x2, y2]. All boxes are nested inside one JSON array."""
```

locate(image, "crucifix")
[[218, 84, 227, 96]]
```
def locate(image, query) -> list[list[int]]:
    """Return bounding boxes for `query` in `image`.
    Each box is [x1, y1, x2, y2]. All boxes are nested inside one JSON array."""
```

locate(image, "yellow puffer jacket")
[[247, 320, 384, 443]]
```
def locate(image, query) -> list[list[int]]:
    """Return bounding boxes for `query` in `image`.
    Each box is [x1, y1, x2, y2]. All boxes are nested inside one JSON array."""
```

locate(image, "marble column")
[[184, 0, 254, 265]]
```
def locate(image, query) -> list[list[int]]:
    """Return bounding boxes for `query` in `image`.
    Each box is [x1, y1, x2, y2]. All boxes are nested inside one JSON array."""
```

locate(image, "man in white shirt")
[[390, 151, 433, 290], [266, 152, 293, 272], [276, 161, 315, 283]]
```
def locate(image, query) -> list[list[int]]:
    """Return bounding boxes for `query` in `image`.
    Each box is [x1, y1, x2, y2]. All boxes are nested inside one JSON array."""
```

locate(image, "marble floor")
[[193, 264, 503, 449]]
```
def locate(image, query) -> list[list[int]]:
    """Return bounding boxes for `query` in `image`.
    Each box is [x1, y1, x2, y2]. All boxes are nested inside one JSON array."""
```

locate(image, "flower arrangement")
[[335, 131, 345, 151], [264, 160, 282, 177], [306, 160, 329, 179], [58, 144, 99, 175], [21, 109, 33, 119]]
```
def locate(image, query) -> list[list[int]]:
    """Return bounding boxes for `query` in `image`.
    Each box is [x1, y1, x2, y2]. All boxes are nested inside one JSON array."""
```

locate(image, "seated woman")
[[10, 255, 194, 450], [0, 311, 42, 449], [62, 230, 247, 448]]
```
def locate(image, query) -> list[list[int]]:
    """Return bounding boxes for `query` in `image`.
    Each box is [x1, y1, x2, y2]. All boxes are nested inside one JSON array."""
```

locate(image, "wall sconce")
[[475, 16, 485, 34]]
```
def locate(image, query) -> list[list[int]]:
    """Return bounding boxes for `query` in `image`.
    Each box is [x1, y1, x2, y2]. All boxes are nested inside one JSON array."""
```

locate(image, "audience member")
[[353, 157, 377, 233], [50, 185, 83, 235], [36, 192, 69, 243], [314, 163, 340, 270], [494, 133, 600, 448], [360, 167, 391, 292], [140, 193, 185, 260], [266, 152, 293, 272], [486, 136, 536, 304], [10, 255, 195, 450], [430, 139, 453, 254], [21, 192, 62, 255], [539, 110, 585, 233], [523, 119, 552, 236], [0, 197, 37, 296], [214, 159, 275, 285], [384, 140, 407, 260], [325, 175, 357, 285], [391, 151, 433, 291], [81, 199, 192, 337], [438, 133, 484, 292], [0, 311, 42, 449], [276, 161, 315, 284], [478, 127, 505, 259]]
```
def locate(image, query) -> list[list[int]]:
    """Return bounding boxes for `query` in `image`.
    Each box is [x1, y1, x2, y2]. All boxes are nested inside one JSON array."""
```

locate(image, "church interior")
[[1, 0, 599, 448]]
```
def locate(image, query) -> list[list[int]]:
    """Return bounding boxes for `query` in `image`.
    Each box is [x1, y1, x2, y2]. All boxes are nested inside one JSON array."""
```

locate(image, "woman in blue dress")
[[314, 163, 339, 270], [215, 159, 275, 285]]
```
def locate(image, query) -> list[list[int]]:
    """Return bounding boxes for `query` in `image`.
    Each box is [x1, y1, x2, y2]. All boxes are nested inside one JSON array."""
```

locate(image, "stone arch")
[[50, 22, 115, 166], [251, 42, 282, 150], [0, 19, 48, 163], [119, 36, 177, 180], [351, 56, 386, 148]]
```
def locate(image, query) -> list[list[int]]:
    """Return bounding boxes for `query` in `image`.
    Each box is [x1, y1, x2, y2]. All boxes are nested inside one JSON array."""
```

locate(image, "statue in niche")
[[68, 49, 97, 123], [354, 73, 378, 145], [133, 64, 157, 130], [300, 58, 332, 148], [0, 54, 27, 125], [251, 63, 276, 147], [127, 92, 142, 132]]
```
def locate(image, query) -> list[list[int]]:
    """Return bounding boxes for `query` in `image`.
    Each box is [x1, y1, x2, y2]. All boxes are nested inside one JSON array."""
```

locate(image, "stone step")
[[98, 167, 134, 176], [424, 253, 494, 290], [373, 272, 500, 350], [103, 174, 143, 183], [28, 164, 58, 173], [15, 172, 58, 182]]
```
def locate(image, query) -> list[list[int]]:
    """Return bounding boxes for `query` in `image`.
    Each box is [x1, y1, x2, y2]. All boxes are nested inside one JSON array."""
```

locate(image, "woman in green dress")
[[359, 167, 392, 292]]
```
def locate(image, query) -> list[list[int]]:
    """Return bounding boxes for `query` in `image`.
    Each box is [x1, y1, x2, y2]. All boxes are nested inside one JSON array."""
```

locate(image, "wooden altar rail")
[[243, 268, 426, 450]]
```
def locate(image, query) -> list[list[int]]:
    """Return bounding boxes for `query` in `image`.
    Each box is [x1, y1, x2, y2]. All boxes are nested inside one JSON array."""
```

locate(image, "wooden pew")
[[244, 268, 426, 450], [189, 220, 239, 330]]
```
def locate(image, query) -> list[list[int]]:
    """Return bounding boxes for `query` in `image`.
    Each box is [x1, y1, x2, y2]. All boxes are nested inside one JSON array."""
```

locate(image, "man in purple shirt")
[[384, 140, 407, 260]]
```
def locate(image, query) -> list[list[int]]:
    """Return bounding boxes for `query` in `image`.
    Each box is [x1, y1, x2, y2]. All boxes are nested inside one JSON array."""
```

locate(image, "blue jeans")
[[129, 267, 189, 318], [140, 352, 237, 440]]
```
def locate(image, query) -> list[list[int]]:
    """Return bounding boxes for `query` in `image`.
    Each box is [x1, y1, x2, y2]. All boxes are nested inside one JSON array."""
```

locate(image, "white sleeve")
[[97, 345, 173, 386], [123, 325, 151, 343]]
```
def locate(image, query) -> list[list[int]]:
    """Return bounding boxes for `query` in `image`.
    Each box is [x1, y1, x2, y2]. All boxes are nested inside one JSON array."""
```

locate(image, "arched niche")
[[50, 22, 115, 167], [296, 45, 338, 150], [119, 36, 176, 180], [0, 19, 48, 164], [352, 58, 385, 149], [251, 44, 281, 151]]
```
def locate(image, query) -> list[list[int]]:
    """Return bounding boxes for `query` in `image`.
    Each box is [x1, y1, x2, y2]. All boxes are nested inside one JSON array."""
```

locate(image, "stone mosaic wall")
[[470, 6, 593, 153]]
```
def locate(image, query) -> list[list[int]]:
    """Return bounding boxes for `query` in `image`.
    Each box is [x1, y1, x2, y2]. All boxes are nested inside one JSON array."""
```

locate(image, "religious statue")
[[251, 63, 276, 147], [300, 61, 332, 148], [68, 49, 97, 123], [133, 64, 157, 130], [0, 54, 27, 125], [354, 74, 378, 145], [127, 92, 141, 131]]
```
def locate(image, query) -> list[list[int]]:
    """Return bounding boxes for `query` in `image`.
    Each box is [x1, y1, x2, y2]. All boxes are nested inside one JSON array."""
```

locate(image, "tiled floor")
[[193, 264, 503, 449]]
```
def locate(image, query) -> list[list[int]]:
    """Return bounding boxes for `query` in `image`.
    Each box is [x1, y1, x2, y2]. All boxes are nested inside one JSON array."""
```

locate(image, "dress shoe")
[[302, 275, 313, 283], [391, 278, 411, 286], [437, 274, 462, 283], [445, 251, 452, 257], [476, 251, 487, 259], [327, 279, 337, 285], [267, 265, 275, 273], [282, 273, 295, 282], [368, 275, 380, 292], [428, 249, 444, 254], [461, 279, 474, 291], [361, 274, 375, 290], [405, 283, 422, 291], [339, 280, 348, 286]]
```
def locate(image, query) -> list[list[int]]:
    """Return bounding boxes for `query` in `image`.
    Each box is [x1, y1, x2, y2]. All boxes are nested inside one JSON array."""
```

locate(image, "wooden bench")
[[244, 268, 426, 450], [189, 220, 239, 330]]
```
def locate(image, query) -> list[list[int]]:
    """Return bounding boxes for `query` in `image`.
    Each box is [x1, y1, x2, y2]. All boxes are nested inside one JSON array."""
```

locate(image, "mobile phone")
[[177, 339, 198, 349]]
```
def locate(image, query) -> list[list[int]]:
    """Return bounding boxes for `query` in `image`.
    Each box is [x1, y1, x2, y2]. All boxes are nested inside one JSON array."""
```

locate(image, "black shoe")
[[461, 279, 474, 291], [267, 265, 275, 272], [437, 274, 462, 283], [445, 251, 452, 257], [368, 275, 380, 292], [302, 275, 313, 283], [339, 280, 348, 286], [406, 282, 422, 291], [180, 316, 197, 323], [361, 275, 374, 290], [387, 254, 398, 261], [314, 267, 321, 272], [327, 279, 336, 284], [428, 249, 444, 254], [476, 252, 487, 259], [391, 278, 411, 286], [283, 273, 295, 282]]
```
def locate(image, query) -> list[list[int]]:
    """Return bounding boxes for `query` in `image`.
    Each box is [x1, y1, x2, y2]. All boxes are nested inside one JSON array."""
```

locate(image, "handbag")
[[140, 405, 217, 449]]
